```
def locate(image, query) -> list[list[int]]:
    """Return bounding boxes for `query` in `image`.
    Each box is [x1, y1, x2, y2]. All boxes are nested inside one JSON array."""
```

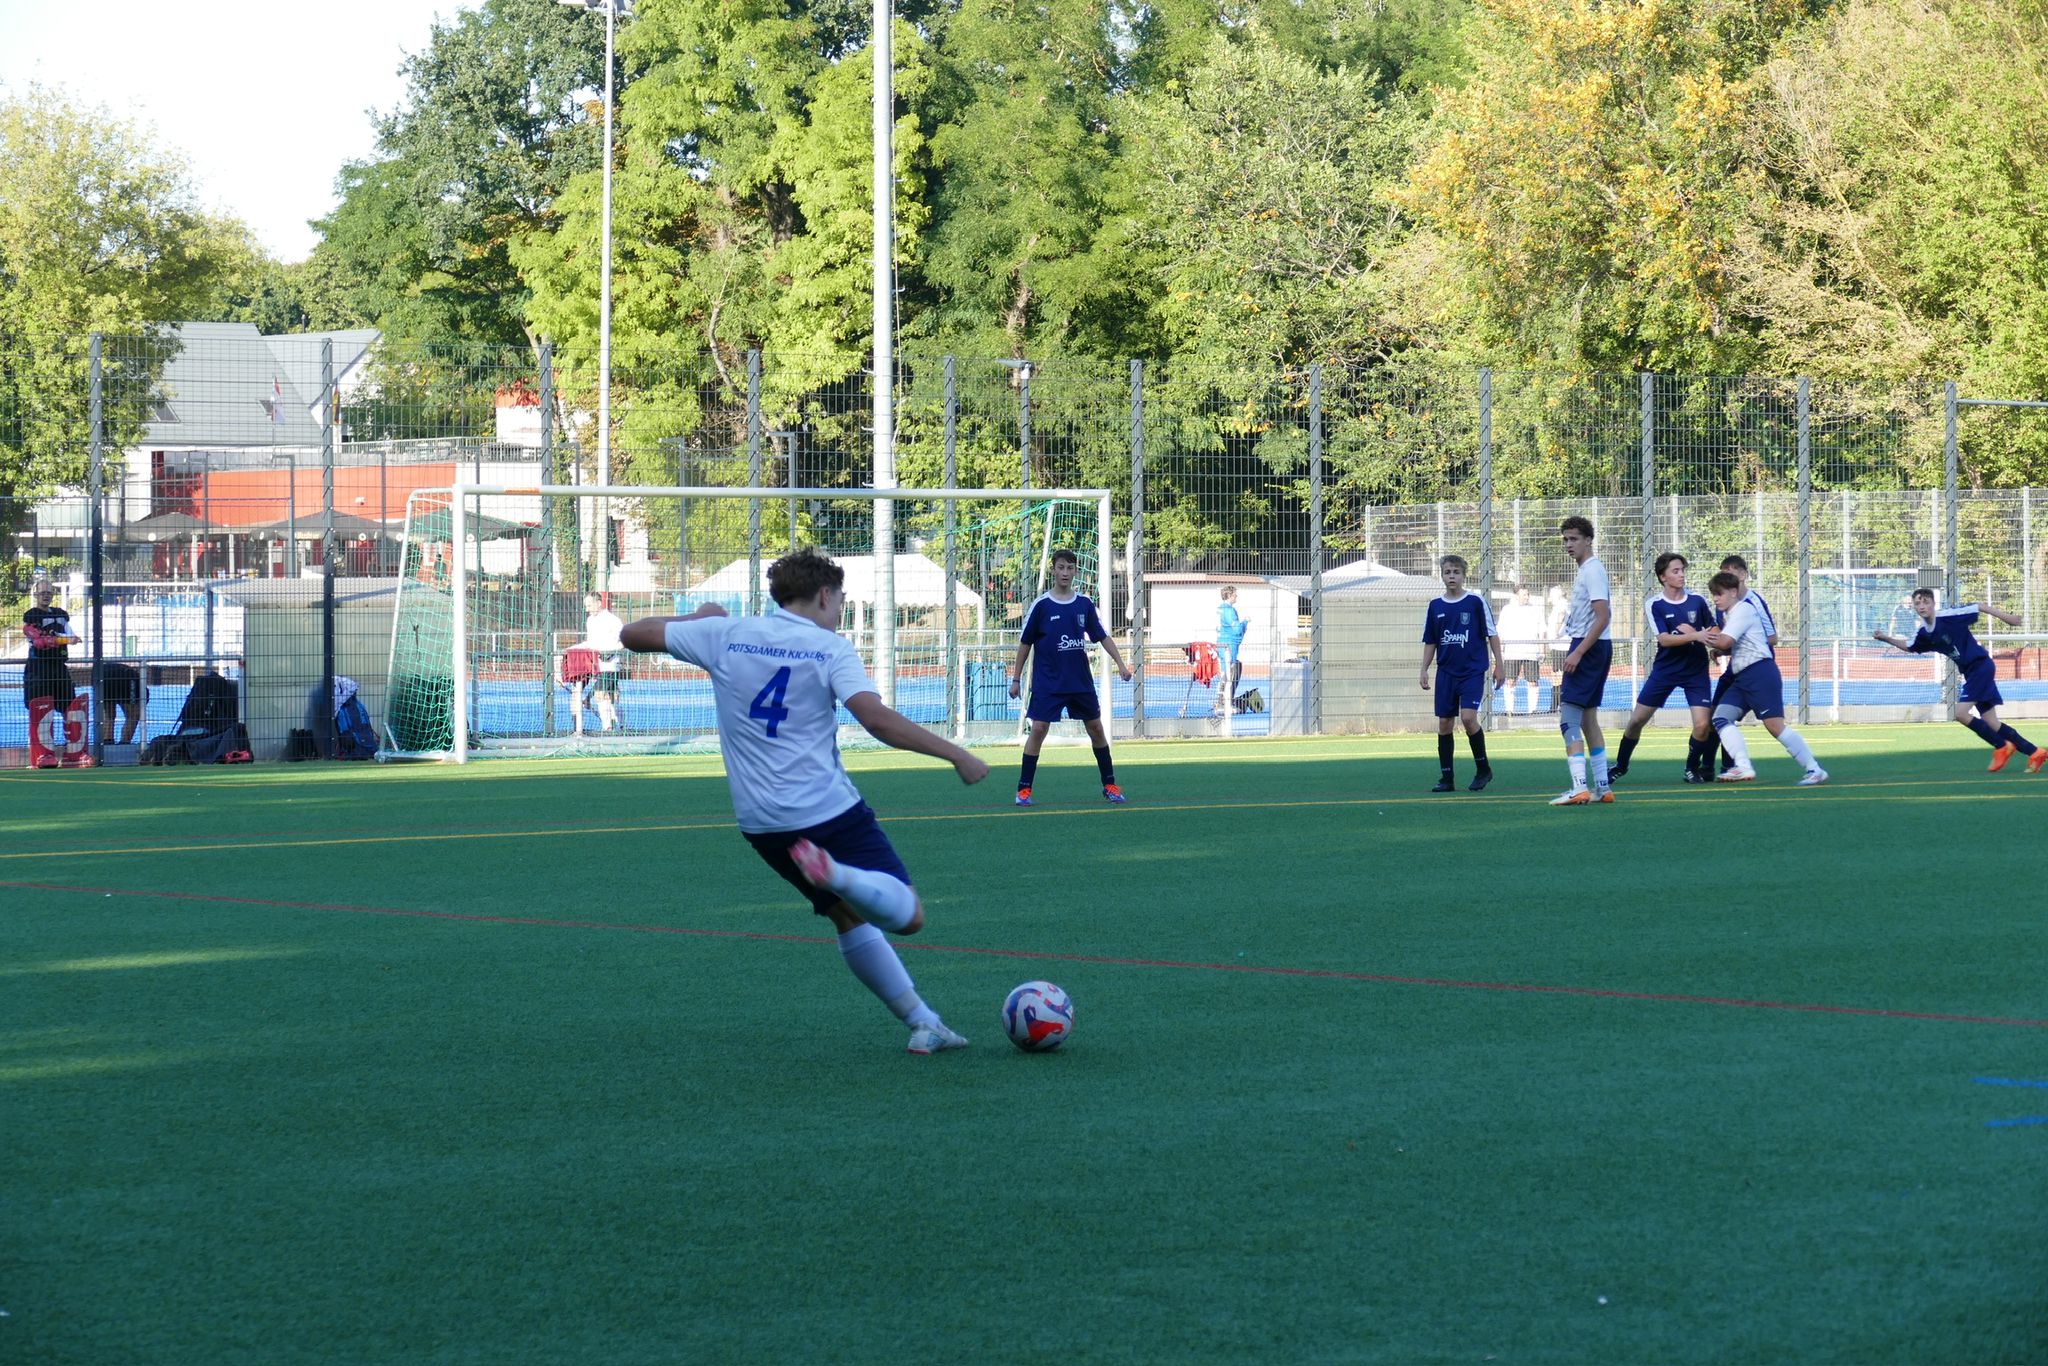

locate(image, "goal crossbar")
[[437, 482, 1115, 762]]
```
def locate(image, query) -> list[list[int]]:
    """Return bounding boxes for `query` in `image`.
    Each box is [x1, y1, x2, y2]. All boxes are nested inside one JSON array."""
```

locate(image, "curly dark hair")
[[767, 548, 846, 606]]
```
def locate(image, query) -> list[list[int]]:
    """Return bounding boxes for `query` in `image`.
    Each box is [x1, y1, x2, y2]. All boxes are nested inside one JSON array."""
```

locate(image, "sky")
[[0, 0, 454, 263]]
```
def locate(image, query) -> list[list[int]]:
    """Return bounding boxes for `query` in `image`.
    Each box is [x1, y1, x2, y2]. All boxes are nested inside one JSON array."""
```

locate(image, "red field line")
[[9, 878, 2045, 1031]]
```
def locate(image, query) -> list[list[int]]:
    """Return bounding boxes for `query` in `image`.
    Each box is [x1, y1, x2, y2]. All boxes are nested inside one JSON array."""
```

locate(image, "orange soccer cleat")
[[1989, 742, 2018, 773], [2029, 748, 2048, 776]]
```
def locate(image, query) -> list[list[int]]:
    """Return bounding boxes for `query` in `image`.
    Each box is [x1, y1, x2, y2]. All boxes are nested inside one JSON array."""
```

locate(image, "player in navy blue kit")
[[1008, 547, 1134, 805], [1874, 589, 2046, 774], [1610, 552, 1717, 783], [1418, 555, 1504, 791]]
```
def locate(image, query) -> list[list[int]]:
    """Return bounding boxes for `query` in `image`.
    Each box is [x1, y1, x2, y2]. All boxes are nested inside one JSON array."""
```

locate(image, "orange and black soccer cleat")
[[1989, 742, 2018, 773]]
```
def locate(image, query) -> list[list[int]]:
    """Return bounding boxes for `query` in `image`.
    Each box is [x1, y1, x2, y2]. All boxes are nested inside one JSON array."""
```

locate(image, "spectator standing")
[[1497, 584, 1547, 714]]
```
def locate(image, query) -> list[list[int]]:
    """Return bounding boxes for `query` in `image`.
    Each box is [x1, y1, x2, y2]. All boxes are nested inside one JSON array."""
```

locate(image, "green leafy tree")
[[0, 87, 253, 539], [312, 0, 607, 348], [1733, 0, 2048, 484], [1399, 0, 1811, 374]]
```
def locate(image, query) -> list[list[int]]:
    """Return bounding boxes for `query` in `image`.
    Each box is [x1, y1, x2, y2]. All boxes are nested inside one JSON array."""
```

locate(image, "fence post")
[[1796, 376, 1811, 725], [1309, 364, 1325, 735], [538, 340, 557, 737], [747, 350, 763, 616], [1130, 358, 1147, 738], [1478, 368, 1495, 728], [88, 333, 105, 764], [943, 356, 960, 742], [321, 339, 337, 757], [2024, 485, 2034, 631], [1019, 363, 1033, 491], [1944, 380, 1960, 708], [1640, 370, 1655, 676]]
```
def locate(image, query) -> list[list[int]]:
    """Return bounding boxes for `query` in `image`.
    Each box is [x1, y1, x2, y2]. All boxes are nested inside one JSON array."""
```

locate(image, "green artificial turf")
[[3, 725, 2044, 1364]]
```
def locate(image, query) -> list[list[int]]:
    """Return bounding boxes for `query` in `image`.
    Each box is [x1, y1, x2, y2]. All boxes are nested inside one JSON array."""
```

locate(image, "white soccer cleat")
[[1716, 767, 1757, 783], [1798, 767, 1829, 786], [1548, 789, 1593, 806], [906, 1020, 969, 1055], [788, 837, 836, 889]]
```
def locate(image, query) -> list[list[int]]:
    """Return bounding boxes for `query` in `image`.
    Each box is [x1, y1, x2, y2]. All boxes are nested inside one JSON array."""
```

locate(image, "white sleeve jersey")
[[1564, 556, 1611, 640], [1721, 600, 1773, 674], [665, 607, 879, 833]]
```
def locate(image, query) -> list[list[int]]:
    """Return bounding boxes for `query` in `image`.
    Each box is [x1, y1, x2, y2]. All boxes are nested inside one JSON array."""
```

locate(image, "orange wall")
[[194, 464, 459, 525]]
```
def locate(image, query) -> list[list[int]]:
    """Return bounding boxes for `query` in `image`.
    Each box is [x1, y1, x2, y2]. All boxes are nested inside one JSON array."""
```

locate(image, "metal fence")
[[5, 330, 2046, 764]]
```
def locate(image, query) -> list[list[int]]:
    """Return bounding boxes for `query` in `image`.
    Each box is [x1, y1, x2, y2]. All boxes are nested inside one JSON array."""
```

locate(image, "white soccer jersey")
[[586, 609, 625, 653], [1564, 555, 1611, 640], [1720, 600, 1773, 674], [664, 607, 878, 833]]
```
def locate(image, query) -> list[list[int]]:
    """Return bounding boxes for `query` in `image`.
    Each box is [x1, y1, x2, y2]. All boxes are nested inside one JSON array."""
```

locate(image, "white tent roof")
[[1263, 557, 1409, 595], [688, 553, 984, 608]]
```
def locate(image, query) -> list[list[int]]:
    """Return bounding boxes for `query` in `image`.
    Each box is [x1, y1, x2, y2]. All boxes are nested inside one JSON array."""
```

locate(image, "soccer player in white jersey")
[[620, 548, 991, 1055], [1549, 515, 1616, 805], [1709, 555, 1776, 775], [1700, 570, 1827, 785]]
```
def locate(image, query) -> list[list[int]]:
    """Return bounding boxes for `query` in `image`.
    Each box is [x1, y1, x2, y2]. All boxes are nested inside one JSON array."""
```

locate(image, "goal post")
[[385, 483, 1116, 762]]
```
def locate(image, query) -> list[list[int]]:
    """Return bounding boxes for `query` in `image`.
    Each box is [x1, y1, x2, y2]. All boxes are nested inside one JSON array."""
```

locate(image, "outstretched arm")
[[846, 692, 989, 785], [1980, 603, 2023, 628], [1871, 629, 1912, 650], [620, 603, 726, 653]]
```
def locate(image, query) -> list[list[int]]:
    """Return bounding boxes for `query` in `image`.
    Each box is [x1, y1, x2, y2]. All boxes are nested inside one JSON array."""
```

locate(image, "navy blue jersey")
[[1906, 606, 1991, 671], [1021, 592, 1109, 695], [1645, 592, 1714, 676], [1422, 593, 1497, 676]]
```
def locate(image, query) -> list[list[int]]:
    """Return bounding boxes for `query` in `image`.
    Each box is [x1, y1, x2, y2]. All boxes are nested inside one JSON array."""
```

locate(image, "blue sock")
[[1965, 717, 2002, 747], [1019, 751, 1039, 789], [1997, 724, 2037, 756]]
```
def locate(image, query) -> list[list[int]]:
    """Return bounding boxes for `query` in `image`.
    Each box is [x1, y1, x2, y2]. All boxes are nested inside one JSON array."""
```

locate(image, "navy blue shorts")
[[1637, 666, 1710, 711], [744, 801, 912, 917], [1027, 688, 1101, 724], [1959, 657, 2004, 709], [1559, 638, 1612, 709], [1434, 669, 1485, 718], [1716, 661, 1786, 722]]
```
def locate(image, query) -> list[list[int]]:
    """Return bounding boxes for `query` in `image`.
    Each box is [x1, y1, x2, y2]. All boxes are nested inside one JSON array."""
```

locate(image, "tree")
[[313, 0, 607, 348], [1732, 0, 2048, 483], [1399, 0, 1812, 373], [0, 86, 255, 534]]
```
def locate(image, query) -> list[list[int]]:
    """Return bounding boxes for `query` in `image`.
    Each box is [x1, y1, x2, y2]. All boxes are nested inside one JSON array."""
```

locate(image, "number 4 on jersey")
[[749, 666, 792, 736]]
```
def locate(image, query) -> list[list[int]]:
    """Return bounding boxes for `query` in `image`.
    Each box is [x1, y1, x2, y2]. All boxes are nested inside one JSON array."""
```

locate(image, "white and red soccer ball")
[[1002, 980, 1073, 1052]]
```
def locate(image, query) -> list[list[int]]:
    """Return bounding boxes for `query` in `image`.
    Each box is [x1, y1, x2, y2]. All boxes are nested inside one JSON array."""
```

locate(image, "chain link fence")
[[5, 329, 2045, 764]]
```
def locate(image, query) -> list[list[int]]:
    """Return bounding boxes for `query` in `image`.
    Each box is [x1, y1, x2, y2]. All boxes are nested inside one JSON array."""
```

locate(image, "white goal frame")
[[440, 482, 1116, 762]]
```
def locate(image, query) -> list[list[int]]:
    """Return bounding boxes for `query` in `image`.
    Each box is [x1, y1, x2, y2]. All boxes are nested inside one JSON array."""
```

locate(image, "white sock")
[[1568, 752, 1587, 790], [1777, 727, 1818, 771], [838, 925, 938, 1027], [819, 859, 919, 933], [1717, 724, 1752, 771], [1589, 746, 1610, 789]]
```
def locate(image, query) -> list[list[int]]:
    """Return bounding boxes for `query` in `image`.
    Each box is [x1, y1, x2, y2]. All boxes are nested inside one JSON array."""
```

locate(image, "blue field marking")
[[1985, 1116, 2048, 1128], [1973, 1076, 2048, 1088]]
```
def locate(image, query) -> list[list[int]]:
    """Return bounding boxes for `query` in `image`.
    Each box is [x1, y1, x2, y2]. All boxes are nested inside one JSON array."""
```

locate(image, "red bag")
[[562, 647, 600, 683]]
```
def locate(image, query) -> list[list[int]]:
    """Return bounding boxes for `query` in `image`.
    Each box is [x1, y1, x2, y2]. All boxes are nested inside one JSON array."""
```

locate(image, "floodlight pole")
[[872, 0, 897, 702]]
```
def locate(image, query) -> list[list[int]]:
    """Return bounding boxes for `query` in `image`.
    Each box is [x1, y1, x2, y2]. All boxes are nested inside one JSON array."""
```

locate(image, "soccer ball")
[[1002, 980, 1074, 1052]]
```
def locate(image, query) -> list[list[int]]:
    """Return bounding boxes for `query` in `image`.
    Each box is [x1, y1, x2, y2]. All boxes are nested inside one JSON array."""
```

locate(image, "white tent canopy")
[[687, 553, 985, 609], [1263, 557, 1409, 596]]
